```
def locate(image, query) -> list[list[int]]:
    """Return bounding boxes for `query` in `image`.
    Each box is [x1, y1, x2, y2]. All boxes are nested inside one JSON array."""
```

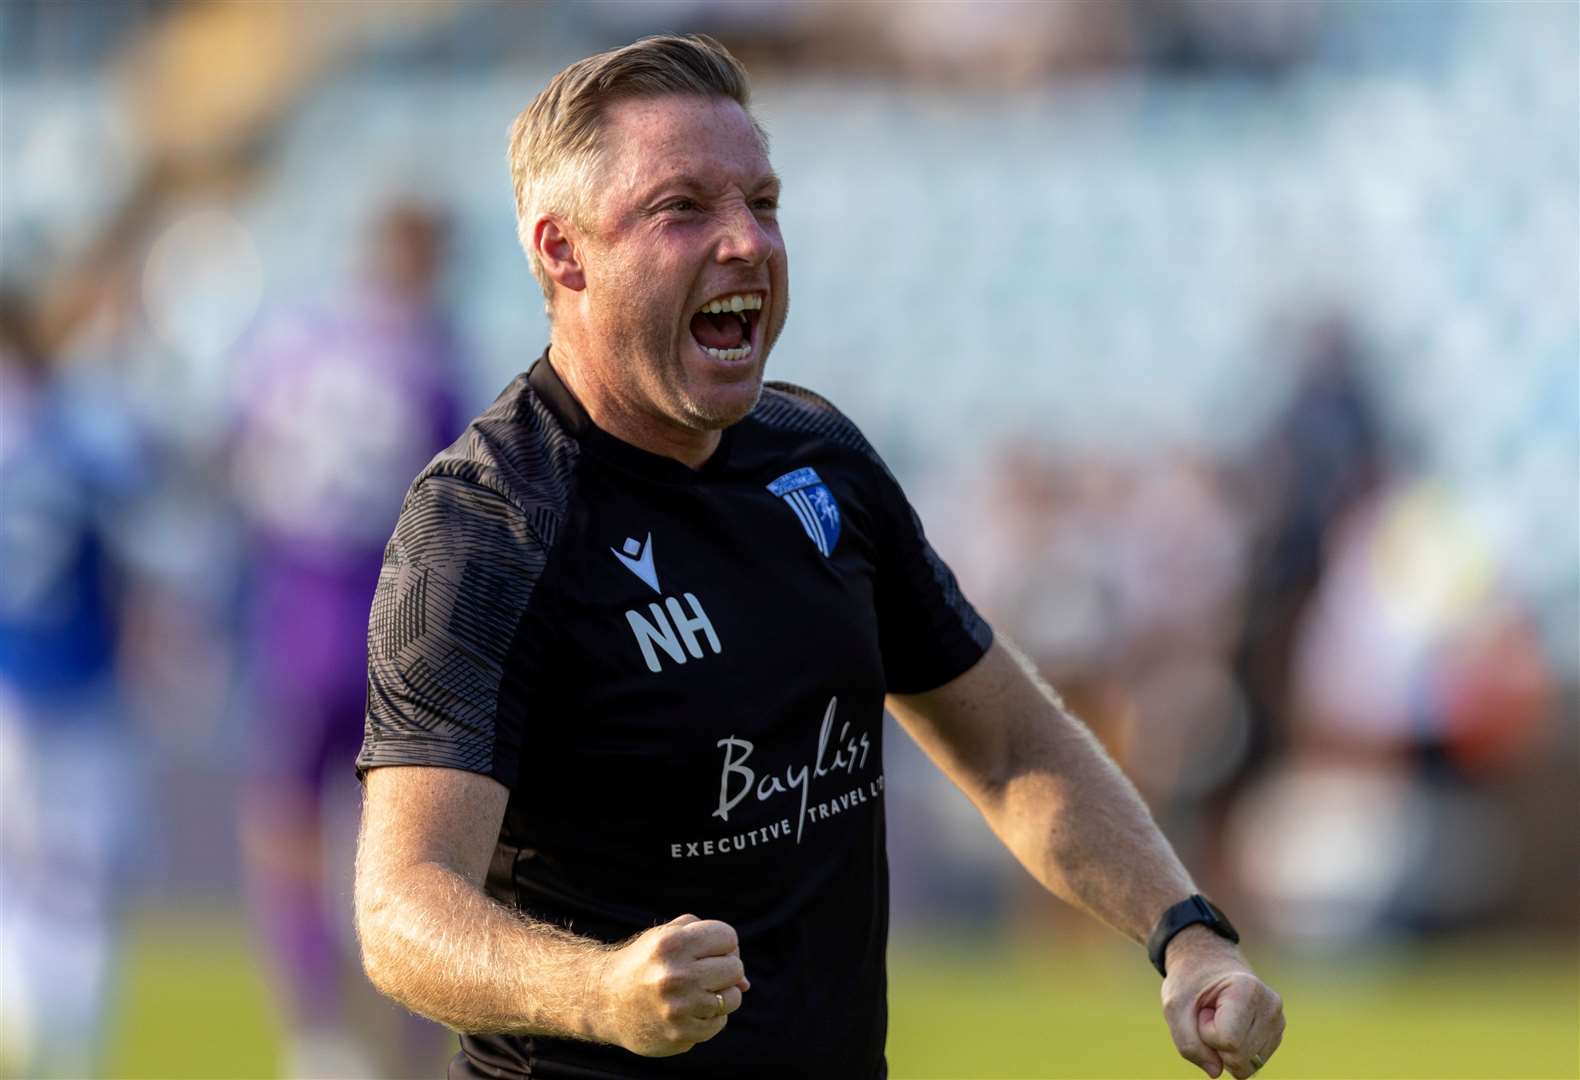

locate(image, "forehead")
[[595, 94, 771, 200]]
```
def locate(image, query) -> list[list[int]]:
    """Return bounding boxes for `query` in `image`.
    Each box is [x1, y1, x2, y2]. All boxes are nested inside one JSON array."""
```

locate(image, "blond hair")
[[507, 34, 765, 305]]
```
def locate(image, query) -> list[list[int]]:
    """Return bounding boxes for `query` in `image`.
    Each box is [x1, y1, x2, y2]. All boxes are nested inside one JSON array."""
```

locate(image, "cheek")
[[771, 249, 791, 326]]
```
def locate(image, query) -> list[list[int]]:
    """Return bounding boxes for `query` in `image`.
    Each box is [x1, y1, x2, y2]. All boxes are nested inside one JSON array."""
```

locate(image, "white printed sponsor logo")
[[663, 696, 881, 858]]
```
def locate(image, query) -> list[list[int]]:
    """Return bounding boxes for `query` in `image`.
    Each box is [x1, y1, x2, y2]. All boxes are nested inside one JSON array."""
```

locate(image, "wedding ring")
[[1250, 1053, 1266, 1072], [715, 992, 726, 1016]]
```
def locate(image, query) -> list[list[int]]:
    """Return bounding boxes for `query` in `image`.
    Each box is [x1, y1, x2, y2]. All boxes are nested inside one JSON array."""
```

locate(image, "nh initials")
[[625, 593, 723, 673]]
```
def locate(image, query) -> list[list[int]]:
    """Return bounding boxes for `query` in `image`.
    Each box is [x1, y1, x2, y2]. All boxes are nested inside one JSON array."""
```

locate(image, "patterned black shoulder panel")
[[411, 372, 582, 553], [752, 381, 883, 462], [358, 374, 582, 785]]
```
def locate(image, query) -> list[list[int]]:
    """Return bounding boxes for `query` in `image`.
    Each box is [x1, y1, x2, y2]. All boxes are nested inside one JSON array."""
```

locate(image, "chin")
[[682, 375, 764, 429]]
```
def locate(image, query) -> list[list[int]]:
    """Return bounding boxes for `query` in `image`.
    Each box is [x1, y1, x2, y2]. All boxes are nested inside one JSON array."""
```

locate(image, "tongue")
[[690, 311, 745, 350]]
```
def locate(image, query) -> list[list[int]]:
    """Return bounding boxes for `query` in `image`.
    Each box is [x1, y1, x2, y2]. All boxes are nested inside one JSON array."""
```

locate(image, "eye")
[[665, 198, 700, 213], [752, 196, 779, 213]]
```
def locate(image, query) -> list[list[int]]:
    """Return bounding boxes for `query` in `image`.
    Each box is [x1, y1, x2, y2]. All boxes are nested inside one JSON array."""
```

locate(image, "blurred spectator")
[[1232, 317, 1388, 785], [1135, 0, 1325, 73], [0, 289, 151, 1077], [1227, 469, 1558, 944], [911, 440, 1255, 926], [228, 203, 463, 1077]]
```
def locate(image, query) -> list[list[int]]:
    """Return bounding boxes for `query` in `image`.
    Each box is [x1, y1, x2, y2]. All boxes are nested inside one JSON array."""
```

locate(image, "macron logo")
[[611, 532, 661, 594], [612, 530, 723, 674]]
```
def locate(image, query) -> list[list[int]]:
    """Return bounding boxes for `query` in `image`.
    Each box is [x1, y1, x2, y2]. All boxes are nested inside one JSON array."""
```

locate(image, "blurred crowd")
[[1, 1, 1575, 1076], [900, 314, 1574, 949]]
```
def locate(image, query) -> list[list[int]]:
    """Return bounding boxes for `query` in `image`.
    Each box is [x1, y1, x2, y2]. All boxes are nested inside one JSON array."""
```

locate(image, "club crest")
[[768, 467, 841, 557]]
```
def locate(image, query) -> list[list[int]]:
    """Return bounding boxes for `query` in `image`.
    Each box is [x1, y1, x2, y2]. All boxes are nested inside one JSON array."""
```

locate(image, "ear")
[[534, 215, 586, 293]]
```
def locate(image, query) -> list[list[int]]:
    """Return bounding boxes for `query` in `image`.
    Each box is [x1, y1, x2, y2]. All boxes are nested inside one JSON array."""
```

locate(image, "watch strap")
[[1147, 894, 1239, 977]]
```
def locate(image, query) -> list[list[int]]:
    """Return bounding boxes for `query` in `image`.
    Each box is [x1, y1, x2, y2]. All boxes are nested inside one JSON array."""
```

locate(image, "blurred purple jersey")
[[231, 289, 462, 699]]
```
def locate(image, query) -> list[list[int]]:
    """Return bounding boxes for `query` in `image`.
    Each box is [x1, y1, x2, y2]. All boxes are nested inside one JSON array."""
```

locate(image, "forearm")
[[983, 695, 1193, 945], [893, 639, 1196, 945], [356, 858, 611, 1037], [895, 639, 1283, 1074]]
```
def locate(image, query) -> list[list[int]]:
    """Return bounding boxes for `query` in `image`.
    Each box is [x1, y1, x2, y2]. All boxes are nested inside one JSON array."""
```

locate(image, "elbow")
[[358, 929, 394, 997], [354, 882, 463, 1033], [353, 877, 401, 998], [355, 917, 392, 996]]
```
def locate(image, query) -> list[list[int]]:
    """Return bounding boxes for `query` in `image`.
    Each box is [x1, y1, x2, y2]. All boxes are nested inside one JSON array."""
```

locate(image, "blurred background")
[[0, 1, 1575, 1077]]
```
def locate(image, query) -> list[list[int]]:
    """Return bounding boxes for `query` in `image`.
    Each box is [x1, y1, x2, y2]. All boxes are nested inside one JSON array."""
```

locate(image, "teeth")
[[698, 293, 763, 315], [701, 341, 754, 362]]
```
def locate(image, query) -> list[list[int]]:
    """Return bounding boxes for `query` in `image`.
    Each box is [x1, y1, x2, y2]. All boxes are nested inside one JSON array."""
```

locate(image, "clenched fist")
[[1161, 927, 1285, 1079], [592, 914, 751, 1057]]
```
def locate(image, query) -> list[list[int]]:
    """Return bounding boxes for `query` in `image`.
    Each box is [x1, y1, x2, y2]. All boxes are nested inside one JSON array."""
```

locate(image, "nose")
[[715, 201, 774, 267]]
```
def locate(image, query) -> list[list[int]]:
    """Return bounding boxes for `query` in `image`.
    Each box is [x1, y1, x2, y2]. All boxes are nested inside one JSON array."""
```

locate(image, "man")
[[0, 293, 149, 1078], [354, 34, 1285, 1080]]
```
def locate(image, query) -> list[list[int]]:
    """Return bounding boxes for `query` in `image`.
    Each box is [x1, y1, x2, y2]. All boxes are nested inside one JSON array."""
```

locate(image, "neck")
[[548, 339, 720, 470]]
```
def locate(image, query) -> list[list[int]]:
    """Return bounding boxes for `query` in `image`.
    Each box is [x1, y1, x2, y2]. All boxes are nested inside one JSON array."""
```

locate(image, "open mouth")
[[688, 292, 763, 362]]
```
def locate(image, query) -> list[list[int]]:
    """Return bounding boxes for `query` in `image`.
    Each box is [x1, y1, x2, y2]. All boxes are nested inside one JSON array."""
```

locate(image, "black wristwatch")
[[1147, 894, 1239, 977]]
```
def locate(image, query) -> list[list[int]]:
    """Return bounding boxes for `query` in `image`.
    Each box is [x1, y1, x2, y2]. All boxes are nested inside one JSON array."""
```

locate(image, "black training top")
[[357, 353, 992, 1079]]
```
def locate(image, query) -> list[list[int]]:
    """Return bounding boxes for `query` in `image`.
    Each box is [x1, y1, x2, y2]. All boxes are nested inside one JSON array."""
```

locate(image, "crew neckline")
[[528, 350, 738, 484]]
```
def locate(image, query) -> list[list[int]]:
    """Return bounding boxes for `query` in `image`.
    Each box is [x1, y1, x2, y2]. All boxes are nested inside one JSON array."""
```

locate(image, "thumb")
[[1199, 984, 1253, 1052], [666, 913, 700, 927]]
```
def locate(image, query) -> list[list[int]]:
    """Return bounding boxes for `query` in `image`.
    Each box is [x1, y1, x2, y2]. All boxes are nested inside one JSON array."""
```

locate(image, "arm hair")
[[887, 636, 1195, 944], [354, 765, 615, 1037]]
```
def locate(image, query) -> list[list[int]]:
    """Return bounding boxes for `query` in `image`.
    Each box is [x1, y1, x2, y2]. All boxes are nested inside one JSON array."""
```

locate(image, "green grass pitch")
[[101, 912, 1578, 1079]]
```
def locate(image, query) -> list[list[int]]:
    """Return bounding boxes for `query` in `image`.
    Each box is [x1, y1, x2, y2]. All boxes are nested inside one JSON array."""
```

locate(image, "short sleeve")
[[869, 461, 994, 695], [357, 473, 545, 786]]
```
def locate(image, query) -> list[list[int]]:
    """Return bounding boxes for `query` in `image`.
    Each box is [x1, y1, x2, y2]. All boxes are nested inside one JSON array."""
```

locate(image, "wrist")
[[1164, 923, 1244, 974], [578, 946, 617, 1043]]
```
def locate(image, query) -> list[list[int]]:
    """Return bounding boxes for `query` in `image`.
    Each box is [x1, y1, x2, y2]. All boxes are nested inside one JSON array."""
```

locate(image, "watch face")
[[1201, 897, 1239, 939], [1197, 896, 1222, 925]]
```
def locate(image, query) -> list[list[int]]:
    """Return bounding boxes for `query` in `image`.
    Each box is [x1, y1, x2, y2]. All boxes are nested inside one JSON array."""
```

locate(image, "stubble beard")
[[675, 362, 765, 430], [606, 306, 767, 434]]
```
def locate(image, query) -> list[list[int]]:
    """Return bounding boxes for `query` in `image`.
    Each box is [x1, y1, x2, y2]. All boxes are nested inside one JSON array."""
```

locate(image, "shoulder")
[[401, 373, 581, 548], [751, 381, 881, 461]]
